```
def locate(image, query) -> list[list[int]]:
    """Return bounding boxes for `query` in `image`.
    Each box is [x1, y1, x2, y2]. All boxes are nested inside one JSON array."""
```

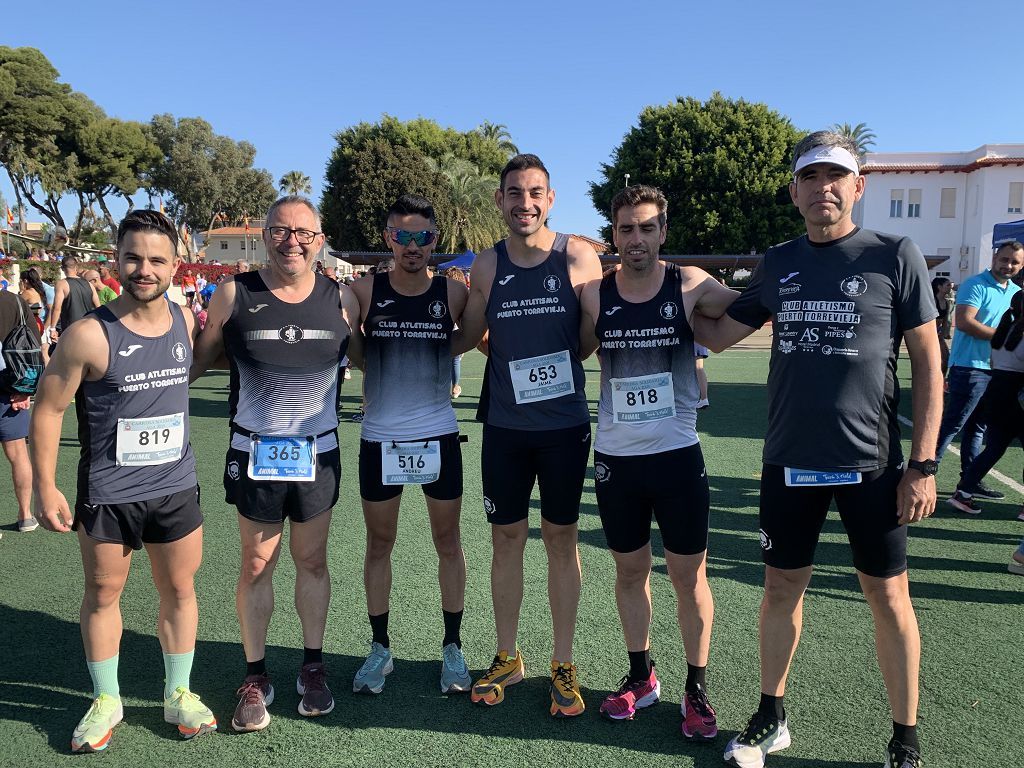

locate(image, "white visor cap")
[[793, 145, 860, 177]]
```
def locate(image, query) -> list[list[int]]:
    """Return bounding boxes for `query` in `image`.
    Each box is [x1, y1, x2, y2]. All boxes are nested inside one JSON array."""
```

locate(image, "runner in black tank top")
[[192, 196, 364, 731], [453, 155, 603, 718], [349, 195, 472, 696], [579, 186, 737, 738], [31, 210, 217, 750]]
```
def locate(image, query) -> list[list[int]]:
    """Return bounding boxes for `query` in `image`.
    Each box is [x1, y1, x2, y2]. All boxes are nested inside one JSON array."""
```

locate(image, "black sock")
[[369, 612, 390, 648], [442, 609, 463, 648], [627, 649, 651, 682], [892, 722, 919, 752], [685, 663, 706, 692], [758, 692, 785, 721], [303, 647, 323, 666], [246, 658, 267, 677]]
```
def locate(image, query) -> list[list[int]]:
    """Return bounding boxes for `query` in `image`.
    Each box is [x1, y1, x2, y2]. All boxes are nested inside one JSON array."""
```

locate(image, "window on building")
[[1010, 182, 1024, 214], [940, 188, 957, 218], [889, 189, 904, 218], [907, 189, 921, 218], [219, 241, 228, 250], [241, 241, 246, 250]]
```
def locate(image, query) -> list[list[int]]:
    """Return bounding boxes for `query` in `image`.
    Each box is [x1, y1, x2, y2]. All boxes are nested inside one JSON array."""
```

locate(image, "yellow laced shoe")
[[549, 661, 585, 718], [471, 649, 525, 706], [164, 687, 217, 739], [71, 693, 123, 753]]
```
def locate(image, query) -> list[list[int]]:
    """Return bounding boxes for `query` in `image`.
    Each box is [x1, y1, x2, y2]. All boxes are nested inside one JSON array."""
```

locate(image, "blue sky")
[[2, 0, 1020, 242]]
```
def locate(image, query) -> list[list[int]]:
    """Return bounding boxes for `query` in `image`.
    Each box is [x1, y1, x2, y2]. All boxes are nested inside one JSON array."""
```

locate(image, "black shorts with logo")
[[74, 485, 203, 551], [594, 443, 709, 555], [481, 423, 591, 526], [359, 432, 463, 503], [758, 463, 907, 577], [224, 446, 340, 524]]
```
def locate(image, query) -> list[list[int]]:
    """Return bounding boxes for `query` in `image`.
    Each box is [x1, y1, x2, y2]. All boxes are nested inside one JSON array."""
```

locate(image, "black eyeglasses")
[[266, 226, 321, 244]]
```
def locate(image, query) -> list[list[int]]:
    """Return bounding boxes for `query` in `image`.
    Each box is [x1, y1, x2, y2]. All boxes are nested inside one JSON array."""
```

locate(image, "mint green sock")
[[86, 656, 120, 700], [163, 650, 195, 699]]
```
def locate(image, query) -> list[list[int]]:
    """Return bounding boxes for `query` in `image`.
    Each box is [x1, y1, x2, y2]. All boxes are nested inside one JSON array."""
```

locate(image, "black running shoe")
[[884, 738, 923, 767], [973, 482, 1005, 500]]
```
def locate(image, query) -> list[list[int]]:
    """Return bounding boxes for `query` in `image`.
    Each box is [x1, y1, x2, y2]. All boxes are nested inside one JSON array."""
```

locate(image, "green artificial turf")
[[1, 349, 1021, 767]]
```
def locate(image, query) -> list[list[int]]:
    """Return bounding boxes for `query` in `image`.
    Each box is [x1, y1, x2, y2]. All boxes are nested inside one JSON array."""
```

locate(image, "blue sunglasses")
[[387, 228, 437, 247]]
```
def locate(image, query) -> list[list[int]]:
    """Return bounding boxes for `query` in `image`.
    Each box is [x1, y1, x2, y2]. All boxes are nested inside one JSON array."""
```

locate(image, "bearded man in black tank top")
[[32, 210, 216, 751], [456, 154, 603, 717]]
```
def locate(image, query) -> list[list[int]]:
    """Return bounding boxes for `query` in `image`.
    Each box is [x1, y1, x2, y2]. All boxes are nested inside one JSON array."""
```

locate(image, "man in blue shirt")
[[935, 242, 1024, 497]]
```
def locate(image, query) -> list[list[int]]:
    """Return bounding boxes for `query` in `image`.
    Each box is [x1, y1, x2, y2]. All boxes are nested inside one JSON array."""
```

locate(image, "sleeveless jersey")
[[481, 233, 588, 430], [361, 272, 457, 441], [77, 301, 196, 503], [59, 276, 94, 332], [223, 271, 350, 452], [594, 264, 699, 456]]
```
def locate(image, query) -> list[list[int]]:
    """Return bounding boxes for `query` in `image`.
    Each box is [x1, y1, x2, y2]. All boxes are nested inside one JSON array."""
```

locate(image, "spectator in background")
[[444, 266, 469, 398], [84, 270, 118, 305], [19, 270, 47, 331], [234, 260, 249, 274], [27, 268, 54, 323], [48, 255, 101, 347], [180, 268, 197, 305], [0, 288, 42, 532], [195, 272, 208, 295], [932, 277, 954, 375], [935, 243, 1024, 498], [99, 264, 122, 296]]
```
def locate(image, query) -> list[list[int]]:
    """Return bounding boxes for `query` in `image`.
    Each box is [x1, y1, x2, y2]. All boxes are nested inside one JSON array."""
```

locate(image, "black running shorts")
[[224, 446, 340, 524], [481, 423, 591, 526], [594, 443, 709, 555], [358, 432, 463, 502], [758, 463, 908, 577], [74, 485, 202, 551]]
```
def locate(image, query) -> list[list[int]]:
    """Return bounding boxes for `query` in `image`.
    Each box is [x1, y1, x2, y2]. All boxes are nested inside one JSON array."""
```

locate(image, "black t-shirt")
[[727, 228, 936, 471]]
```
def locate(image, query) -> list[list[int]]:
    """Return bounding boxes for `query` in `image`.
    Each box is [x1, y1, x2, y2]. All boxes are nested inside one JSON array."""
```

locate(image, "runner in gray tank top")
[[192, 196, 362, 731], [47, 255, 100, 343], [31, 210, 216, 752], [579, 185, 737, 739], [456, 154, 603, 717], [349, 194, 472, 696]]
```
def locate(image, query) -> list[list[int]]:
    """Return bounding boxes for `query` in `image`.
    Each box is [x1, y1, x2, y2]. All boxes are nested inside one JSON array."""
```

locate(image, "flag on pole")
[[5, 207, 12, 227], [159, 198, 166, 215]]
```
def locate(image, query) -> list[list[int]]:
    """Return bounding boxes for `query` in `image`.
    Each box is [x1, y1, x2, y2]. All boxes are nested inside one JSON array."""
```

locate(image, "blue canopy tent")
[[438, 250, 476, 270], [993, 219, 1024, 248]]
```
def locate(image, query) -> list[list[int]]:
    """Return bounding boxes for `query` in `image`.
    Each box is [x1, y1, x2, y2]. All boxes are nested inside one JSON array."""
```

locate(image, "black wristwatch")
[[907, 459, 938, 476]]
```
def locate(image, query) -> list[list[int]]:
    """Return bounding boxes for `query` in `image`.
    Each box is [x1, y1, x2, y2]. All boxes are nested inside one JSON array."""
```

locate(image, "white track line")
[[896, 414, 1024, 495]]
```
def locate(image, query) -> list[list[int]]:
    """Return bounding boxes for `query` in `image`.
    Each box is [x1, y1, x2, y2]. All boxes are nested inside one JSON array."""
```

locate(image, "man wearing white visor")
[[693, 130, 942, 768]]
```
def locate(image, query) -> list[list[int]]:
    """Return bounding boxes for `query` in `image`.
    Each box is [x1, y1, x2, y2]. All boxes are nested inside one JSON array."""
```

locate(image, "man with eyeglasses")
[[456, 154, 603, 718], [192, 195, 362, 732], [347, 194, 472, 695]]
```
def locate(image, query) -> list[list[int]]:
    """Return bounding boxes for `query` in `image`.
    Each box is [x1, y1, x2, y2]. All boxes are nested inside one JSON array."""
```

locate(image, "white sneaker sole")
[[724, 726, 791, 768]]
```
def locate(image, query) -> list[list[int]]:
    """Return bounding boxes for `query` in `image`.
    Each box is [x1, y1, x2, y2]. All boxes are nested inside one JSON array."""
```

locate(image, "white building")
[[854, 144, 1024, 282], [202, 221, 350, 273]]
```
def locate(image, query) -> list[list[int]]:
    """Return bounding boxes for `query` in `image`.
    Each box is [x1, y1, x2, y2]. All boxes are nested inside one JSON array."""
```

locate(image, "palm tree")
[[831, 122, 877, 159], [279, 170, 312, 197], [477, 121, 519, 157], [428, 155, 506, 253]]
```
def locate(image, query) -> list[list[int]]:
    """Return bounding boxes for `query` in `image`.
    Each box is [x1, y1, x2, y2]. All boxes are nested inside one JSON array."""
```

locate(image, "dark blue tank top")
[[77, 301, 196, 503], [480, 233, 588, 430]]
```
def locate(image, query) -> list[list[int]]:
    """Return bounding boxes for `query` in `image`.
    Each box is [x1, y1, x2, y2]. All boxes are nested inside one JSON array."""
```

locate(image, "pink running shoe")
[[599, 664, 660, 721], [681, 684, 718, 740]]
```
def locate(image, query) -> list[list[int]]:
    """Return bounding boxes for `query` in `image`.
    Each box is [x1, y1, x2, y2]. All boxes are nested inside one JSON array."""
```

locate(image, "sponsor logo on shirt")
[[279, 325, 303, 343], [376, 300, 395, 308], [543, 275, 561, 293], [778, 340, 795, 354], [118, 344, 143, 357], [428, 300, 447, 319], [659, 301, 678, 320], [778, 283, 801, 296], [498, 274, 515, 285], [171, 342, 187, 363], [604, 306, 623, 316], [779, 272, 800, 284], [248, 304, 269, 313]]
